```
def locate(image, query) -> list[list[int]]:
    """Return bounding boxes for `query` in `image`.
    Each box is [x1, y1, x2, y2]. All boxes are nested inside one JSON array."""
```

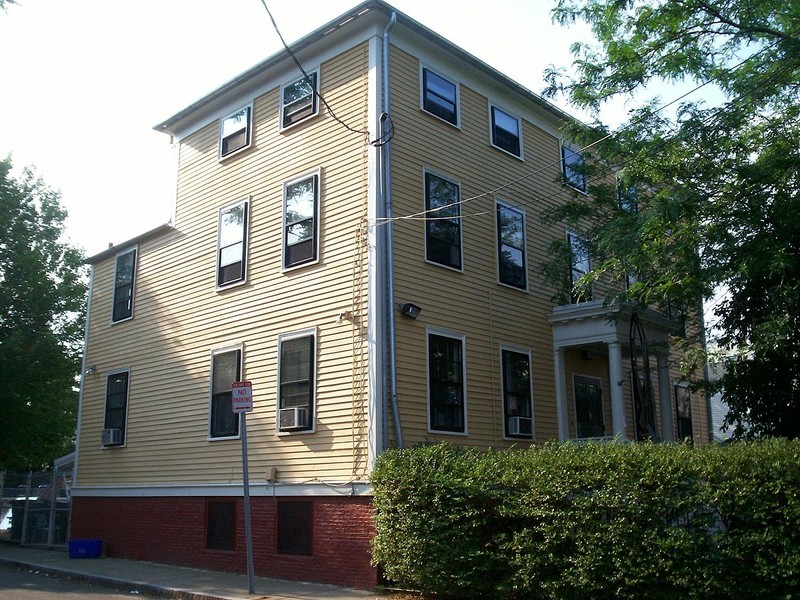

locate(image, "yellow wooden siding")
[[77, 43, 372, 486], [389, 47, 566, 447]]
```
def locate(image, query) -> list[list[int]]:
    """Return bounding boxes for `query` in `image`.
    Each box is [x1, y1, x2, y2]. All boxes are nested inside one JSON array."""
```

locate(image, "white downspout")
[[383, 11, 403, 448]]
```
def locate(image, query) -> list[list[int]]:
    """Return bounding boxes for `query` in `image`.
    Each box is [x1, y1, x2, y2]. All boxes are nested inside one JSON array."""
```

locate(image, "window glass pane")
[[286, 179, 315, 223], [425, 173, 461, 269], [281, 337, 311, 382], [221, 108, 249, 138], [213, 351, 239, 395], [563, 147, 586, 191], [220, 107, 250, 156], [426, 71, 456, 103], [492, 107, 521, 155], [113, 250, 136, 322], [284, 176, 317, 267], [218, 202, 247, 285], [428, 334, 465, 432], [493, 108, 519, 136], [115, 251, 135, 287], [220, 204, 245, 246], [426, 175, 459, 216], [104, 372, 128, 437], [283, 76, 314, 106], [282, 73, 317, 127], [220, 243, 243, 268]]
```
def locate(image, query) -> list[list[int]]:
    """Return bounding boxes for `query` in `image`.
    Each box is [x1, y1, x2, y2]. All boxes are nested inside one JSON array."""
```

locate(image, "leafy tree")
[[543, 0, 800, 437], [0, 157, 87, 470]]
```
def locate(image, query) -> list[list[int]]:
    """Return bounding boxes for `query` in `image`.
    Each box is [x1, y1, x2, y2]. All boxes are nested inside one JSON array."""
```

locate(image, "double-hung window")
[[281, 72, 318, 129], [283, 173, 319, 269], [209, 348, 241, 439], [424, 172, 462, 270], [421, 67, 458, 126], [428, 331, 466, 434], [103, 370, 129, 446], [112, 248, 136, 322], [496, 200, 526, 289], [562, 144, 587, 193], [219, 106, 252, 159], [568, 231, 592, 303], [277, 330, 315, 433], [501, 348, 533, 439], [217, 199, 249, 287], [490, 105, 521, 157]]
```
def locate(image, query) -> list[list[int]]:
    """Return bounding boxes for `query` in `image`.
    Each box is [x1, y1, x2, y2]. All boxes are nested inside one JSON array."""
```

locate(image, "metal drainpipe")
[[383, 12, 403, 449]]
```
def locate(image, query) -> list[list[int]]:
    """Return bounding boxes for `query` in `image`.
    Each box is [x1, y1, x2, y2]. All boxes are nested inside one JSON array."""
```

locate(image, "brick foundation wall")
[[70, 495, 378, 590]]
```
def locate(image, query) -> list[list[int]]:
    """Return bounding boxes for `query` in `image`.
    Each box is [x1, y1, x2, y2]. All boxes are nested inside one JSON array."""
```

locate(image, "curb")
[[0, 557, 239, 600]]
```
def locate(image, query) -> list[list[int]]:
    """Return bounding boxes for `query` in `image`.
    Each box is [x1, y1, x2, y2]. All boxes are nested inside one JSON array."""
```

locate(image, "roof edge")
[[85, 223, 175, 265]]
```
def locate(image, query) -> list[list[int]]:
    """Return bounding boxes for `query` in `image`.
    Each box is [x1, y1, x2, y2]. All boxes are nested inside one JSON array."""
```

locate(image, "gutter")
[[383, 11, 403, 449]]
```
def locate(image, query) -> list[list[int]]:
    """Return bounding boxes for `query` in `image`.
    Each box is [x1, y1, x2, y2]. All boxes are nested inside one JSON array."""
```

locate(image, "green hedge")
[[370, 440, 800, 599]]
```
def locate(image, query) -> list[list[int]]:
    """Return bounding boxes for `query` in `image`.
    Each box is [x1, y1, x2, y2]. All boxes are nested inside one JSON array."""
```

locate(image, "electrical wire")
[[259, 0, 394, 147], [370, 29, 795, 228]]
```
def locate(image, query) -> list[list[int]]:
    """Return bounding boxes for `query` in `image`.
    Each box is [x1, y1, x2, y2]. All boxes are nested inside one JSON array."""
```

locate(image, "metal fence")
[[0, 453, 73, 548]]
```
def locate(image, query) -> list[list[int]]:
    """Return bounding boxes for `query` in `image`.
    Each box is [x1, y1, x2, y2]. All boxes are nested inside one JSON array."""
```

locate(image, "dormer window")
[[219, 106, 252, 159], [281, 72, 318, 129]]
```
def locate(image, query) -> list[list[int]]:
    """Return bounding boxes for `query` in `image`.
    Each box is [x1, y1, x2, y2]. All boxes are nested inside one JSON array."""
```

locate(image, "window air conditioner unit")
[[508, 416, 533, 437], [279, 406, 308, 431], [101, 428, 123, 446]]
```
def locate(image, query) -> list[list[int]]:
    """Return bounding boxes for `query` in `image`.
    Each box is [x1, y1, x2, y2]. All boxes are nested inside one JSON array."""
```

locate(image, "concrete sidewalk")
[[0, 543, 398, 600]]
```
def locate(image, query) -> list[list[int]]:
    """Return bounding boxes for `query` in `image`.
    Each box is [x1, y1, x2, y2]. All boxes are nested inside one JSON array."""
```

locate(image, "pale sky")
[[0, 0, 597, 256]]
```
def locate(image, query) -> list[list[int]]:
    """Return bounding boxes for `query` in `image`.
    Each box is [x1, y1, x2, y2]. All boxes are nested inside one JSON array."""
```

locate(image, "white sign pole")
[[232, 381, 255, 594]]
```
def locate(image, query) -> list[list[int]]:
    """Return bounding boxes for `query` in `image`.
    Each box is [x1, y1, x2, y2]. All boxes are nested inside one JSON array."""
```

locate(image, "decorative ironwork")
[[629, 313, 659, 441]]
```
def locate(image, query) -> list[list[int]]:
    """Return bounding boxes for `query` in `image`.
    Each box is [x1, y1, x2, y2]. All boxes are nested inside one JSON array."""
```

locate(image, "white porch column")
[[554, 348, 569, 440], [657, 353, 674, 442], [607, 341, 627, 440]]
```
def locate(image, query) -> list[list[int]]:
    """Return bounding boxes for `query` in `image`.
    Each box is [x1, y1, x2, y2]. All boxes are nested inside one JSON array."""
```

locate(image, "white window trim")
[[419, 64, 461, 128], [218, 104, 253, 161], [207, 344, 244, 442], [281, 169, 321, 272], [279, 69, 320, 132], [499, 345, 535, 441], [561, 141, 589, 195], [216, 197, 250, 290], [422, 167, 464, 273], [572, 373, 605, 440], [111, 246, 138, 324], [102, 368, 131, 449], [488, 101, 524, 160], [495, 198, 528, 292], [426, 327, 468, 436], [276, 327, 318, 436]]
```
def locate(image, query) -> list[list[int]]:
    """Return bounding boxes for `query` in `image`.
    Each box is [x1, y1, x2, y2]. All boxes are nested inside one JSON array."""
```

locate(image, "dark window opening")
[[422, 68, 457, 125], [112, 249, 136, 322], [277, 501, 312, 556], [206, 501, 236, 551]]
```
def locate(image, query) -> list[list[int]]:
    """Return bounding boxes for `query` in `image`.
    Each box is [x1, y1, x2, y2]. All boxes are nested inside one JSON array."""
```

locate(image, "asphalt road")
[[0, 564, 159, 599]]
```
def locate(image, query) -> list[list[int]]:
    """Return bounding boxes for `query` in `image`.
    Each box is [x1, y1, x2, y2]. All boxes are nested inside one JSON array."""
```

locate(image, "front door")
[[574, 375, 604, 438]]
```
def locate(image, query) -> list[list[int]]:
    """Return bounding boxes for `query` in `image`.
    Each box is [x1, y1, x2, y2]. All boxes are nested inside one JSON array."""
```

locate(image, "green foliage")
[[372, 441, 800, 599], [0, 157, 87, 470], [541, 0, 800, 437]]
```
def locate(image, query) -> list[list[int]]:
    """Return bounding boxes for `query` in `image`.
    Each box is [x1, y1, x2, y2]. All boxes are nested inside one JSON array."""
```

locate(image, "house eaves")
[[153, 0, 575, 138], [85, 223, 175, 265]]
